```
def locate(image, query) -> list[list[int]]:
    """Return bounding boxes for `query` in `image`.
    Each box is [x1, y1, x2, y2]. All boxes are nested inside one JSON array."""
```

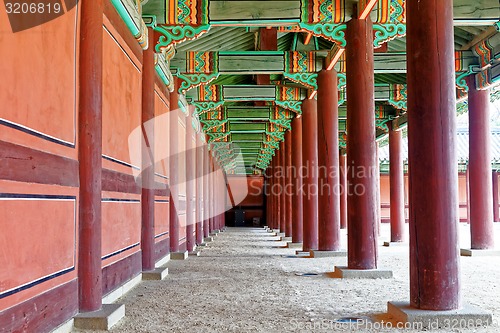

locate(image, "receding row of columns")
[[265, 0, 496, 320], [77, 3, 225, 320]]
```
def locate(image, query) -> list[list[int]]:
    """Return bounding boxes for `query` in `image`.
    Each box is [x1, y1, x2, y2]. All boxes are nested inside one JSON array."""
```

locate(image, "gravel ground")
[[79, 224, 500, 333]]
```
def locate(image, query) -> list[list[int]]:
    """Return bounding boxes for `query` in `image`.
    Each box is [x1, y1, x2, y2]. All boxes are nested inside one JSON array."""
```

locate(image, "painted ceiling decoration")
[[117, 0, 500, 174]]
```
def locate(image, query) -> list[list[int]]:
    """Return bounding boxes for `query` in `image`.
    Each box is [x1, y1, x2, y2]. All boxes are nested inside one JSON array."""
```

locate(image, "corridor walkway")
[[88, 226, 500, 333]]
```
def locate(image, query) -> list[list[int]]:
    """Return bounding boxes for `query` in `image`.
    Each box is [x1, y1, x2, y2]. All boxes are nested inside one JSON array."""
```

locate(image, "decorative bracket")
[[298, 23, 347, 47], [176, 72, 220, 94], [373, 23, 406, 48], [154, 25, 211, 52], [275, 100, 302, 114], [283, 72, 318, 90], [192, 101, 225, 115]]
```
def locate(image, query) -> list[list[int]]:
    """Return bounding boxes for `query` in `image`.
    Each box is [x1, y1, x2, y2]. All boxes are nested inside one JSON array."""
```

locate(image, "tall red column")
[[196, 135, 204, 244], [468, 78, 494, 249], [272, 156, 279, 230], [389, 126, 405, 242], [339, 152, 348, 230], [209, 156, 214, 232], [169, 78, 180, 253], [203, 143, 210, 238], [285, 130, 293, 237], [186, 115, 196, 252], [141, 27, 155, 271], [317, 69, 341, 251], [493, 171, 499, 222], [79, 0, 103, 312], [407, 0, 460, 310], [291, 116, 303, 243], [279, 141, 286, 233], [301, 99, 319, 251], [346, 17, 378, 270], [274, 144, 284, 231]]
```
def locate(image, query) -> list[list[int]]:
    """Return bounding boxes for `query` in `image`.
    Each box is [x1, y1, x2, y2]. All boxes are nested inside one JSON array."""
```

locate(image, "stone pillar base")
[[332, 266, 392, 279], [295, 251, 312, 257], [387, 301, 492, 329], [197, 242, 207, 247], [383, 241, 408, 247], [310, 250, 347, 258], [74, 304, 125, 330], [189, 251, 201, 257], [272, 229, 280, 233], [287, 242, 302, 249], [171, 251, 189, 260], [460, 248, 500, 257], [142, 267, 169, 280], [280, 236, 293, 242], [209, 232, 219, 237], [276, 232, 285, 238], [204, 237, 214, 243]]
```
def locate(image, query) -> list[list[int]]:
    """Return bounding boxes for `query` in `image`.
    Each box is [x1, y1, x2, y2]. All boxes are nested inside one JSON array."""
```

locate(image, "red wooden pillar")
[[196, 135, 204, 244], [317, 69, 341, 251], [339, 152, 348, 230], [209, 156, 214, 232], [169, 78, 180, 253], [285, 130, 293, 237], [389, 126, 405, 242], [279, 141, 286, 233], [274, 150, 280, 230], [346, 17, 378, 270], [301, 99, 319, 251], [203, 143, 210, 237], [407, 0, 460, 310], [141, 27, 155, 271], [493, 171, 499, 222], [375, 143, 381, 236], [291, 116, 303, 243], [265, 168, 272, 227], [78, 0, 103, 312], [467, 78, 494, 249], [186, 115, 196, 252], [271, 155, 280, 229], [466, 167, 470, 223]]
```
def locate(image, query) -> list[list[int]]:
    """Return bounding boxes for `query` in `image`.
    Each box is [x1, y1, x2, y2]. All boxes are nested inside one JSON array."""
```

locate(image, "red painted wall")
[[0, 3, 80, 331]]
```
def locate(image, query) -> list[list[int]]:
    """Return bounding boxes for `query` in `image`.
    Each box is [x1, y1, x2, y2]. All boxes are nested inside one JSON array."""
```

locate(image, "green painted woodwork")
[[283, 73, 318, 89], [154, 25, 211, 52], [209, 1, 300, 22], [275, 101, 302, 114], [297, 23, 347, 47]]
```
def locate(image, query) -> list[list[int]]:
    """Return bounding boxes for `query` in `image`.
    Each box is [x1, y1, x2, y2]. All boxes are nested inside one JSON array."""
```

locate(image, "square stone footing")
[[295, 251, 311, 257], [197, 242, 207, 247], [213, 230, 220, 234], [383, 241, 408, 247], [287, 242, 302, 249], [142, 267, 169, 280], [280, 236, 292, 242], [272, 229, 280, 233], [189, 251, 201, 257], [387, 301, 492, 329], [74, 304, 125, 330], [170, 251, 188, 260], [204, 237, 214, 242], [276, 232, 285, 238], [310, 250, 347, 258], [460, 248, 500, 257], [267, 232, 278, 236], [209, 232, 219, 237], [333, 266, 393, 279]]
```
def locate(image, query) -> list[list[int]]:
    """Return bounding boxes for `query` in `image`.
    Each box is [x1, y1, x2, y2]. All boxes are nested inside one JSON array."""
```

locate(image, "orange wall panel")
[[102, 26, 142, 169], [153, 90, 170, 177], [154, 200, 169, 242], [0, 197, 76, 309], [0, 6, 78, 158], [101, 200, 141, 266]]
